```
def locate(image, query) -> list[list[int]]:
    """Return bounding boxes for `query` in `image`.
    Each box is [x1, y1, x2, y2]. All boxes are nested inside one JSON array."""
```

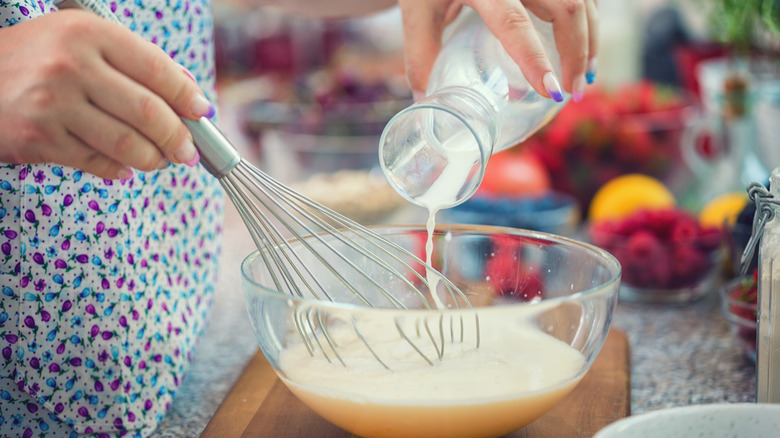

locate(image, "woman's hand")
[[397, 0, 598, 103], [0, 9, 214, 179]]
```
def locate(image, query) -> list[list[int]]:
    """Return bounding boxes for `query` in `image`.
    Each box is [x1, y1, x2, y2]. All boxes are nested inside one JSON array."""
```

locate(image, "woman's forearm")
[[251, 0, 397, 18]]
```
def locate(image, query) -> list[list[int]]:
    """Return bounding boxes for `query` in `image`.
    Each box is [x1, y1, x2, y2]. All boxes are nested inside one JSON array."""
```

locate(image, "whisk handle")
[[183, 118, 242, 177]]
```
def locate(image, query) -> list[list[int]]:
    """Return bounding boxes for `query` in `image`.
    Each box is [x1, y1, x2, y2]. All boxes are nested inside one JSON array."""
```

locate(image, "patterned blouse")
[[0, 1, 223, 437]]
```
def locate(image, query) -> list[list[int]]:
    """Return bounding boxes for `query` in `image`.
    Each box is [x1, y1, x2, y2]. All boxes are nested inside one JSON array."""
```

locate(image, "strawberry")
[[484, 235, 521, 295], [729, 271, 758, 320], [483, 235, 547, 300]]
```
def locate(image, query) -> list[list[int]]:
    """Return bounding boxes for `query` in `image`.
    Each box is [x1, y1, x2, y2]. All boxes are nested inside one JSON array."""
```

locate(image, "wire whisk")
[[59, 0, 481, 368], [184, 118, 480, 368]]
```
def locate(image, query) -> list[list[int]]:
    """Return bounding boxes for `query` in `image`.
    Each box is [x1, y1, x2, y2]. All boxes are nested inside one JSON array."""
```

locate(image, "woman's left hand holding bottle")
[[397, 0, 598, 103]]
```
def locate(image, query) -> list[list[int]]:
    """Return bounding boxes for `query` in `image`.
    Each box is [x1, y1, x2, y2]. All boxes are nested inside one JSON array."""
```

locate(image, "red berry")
[[484, 236, 521, 295], [626, 230, 663, 262], [670, 220, 700, 243], [670, 245, 708, 286], [697, 227, 723, 251], [511, 271, 545, 301]]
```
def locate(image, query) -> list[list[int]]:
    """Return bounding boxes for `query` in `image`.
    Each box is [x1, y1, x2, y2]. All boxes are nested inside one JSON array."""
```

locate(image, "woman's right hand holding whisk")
[[0, 9, 214, 179]]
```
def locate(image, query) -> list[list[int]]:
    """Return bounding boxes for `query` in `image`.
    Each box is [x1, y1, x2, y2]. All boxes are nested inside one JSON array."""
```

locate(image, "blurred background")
[[210, 0, 778, 307]]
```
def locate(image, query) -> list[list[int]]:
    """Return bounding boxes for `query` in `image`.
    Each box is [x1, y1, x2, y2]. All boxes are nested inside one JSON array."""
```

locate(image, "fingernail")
[[156, 158, 170, 170], [118, 167, 134, 180], [543, 72, 564, 102], [586, 58, 597, 84], [412, 90, 425, 102], [180, 65, 197, 82], [174, 139, 200, 167], [572, 74, 586, 103], [192, 94, 215, 119], [185, 150, 200, 167]]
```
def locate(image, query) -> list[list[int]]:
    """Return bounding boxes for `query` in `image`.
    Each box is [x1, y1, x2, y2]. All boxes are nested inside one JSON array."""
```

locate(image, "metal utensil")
[[56, 0, 480, 368]]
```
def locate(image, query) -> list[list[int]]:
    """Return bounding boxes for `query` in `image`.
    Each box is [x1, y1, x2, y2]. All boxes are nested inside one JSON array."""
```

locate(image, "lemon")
[[699, 192, 749, 228], [589, 174, 676, 222]]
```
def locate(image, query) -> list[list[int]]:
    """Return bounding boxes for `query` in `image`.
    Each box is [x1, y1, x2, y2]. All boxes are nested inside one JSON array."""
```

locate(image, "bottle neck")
[[379, 86, 499, 209]]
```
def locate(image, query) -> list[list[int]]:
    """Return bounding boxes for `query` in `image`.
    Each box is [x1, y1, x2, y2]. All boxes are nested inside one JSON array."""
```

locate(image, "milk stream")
[[413, 142, 481, 309], [276, 144, 587, 438]]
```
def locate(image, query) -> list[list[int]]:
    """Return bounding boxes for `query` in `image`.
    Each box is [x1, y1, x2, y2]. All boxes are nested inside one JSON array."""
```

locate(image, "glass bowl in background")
[[440, 192, 581, 237], [588, 209, 725, 304], [242, 225, 621, 438], [720, 275, 758, 364]]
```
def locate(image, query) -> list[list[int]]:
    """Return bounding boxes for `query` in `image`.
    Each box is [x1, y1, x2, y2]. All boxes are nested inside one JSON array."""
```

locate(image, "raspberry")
[[590, 207, 720, 289], [644, 209, 680, 237], [670, 245, 709, 286], [670, 219, 700, 243], [697, 226, 724, 251], [589, 221, 620, 248], [626, 230, 662, 262]]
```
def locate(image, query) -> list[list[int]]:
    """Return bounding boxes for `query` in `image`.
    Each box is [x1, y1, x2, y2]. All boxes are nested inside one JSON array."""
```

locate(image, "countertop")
[[148, 200, 757, 438], [147, 102, 757, 437]]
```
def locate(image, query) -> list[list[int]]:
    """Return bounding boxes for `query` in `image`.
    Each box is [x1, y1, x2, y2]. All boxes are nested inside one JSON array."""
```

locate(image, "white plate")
[[594, 403, 780, 438]]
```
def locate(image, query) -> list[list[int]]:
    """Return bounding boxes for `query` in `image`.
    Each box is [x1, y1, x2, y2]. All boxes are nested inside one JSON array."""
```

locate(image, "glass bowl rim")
[[240, 223, 622, 312], [719, 276, 758, 327]]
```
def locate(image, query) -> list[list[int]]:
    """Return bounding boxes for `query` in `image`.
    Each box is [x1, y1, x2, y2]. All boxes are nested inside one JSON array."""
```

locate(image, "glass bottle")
[[379, 7, 568, 209]]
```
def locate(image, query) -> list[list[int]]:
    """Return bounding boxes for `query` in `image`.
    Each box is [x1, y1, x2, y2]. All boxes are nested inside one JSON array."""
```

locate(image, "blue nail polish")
[[549, 90, 564, 103], [586, 71, 596, 84]]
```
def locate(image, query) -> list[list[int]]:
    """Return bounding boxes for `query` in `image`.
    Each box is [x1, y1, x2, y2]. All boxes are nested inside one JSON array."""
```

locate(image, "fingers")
[[584, 0, 599, 84], [98, 25, 214, 121], [397, 0, 452, 97], [548, 0, 589, 100], [469, 0, 562, 100], [64, 99, 170, 174], [85, 64, 200, 167], [518, 0, 597, 101], [52, 128, 133, 181], [90, 19, 212, 167]]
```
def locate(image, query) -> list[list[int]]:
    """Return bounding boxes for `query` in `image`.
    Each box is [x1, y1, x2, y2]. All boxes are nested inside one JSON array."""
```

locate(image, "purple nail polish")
[[204, 103, 216, 119], [542, 72, 565, 103]]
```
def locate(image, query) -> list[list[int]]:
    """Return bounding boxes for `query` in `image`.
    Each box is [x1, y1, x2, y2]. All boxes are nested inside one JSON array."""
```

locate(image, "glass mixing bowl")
[[242, 224, 621, 438]]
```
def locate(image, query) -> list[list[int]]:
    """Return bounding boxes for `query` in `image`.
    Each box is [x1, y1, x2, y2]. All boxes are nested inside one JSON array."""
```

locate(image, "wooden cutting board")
[[201, 329, 630, 438]]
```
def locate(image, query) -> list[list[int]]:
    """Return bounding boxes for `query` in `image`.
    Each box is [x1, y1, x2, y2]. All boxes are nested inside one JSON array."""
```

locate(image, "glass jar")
[[742, 168, 780, 403], [379, 7, 568, 209]]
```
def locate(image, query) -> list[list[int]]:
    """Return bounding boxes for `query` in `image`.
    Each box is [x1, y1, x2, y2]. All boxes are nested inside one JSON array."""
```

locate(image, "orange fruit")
[[589, 174, 676, 222], [698, 192, 749, 228]]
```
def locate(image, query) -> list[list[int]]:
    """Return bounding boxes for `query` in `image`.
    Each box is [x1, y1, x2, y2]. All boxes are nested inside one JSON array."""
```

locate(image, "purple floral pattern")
[[0, 1, 222, 437]]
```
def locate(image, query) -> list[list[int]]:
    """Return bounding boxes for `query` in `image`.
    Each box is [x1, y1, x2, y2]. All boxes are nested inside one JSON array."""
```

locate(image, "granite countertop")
[[148, 201, 757, 437]]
